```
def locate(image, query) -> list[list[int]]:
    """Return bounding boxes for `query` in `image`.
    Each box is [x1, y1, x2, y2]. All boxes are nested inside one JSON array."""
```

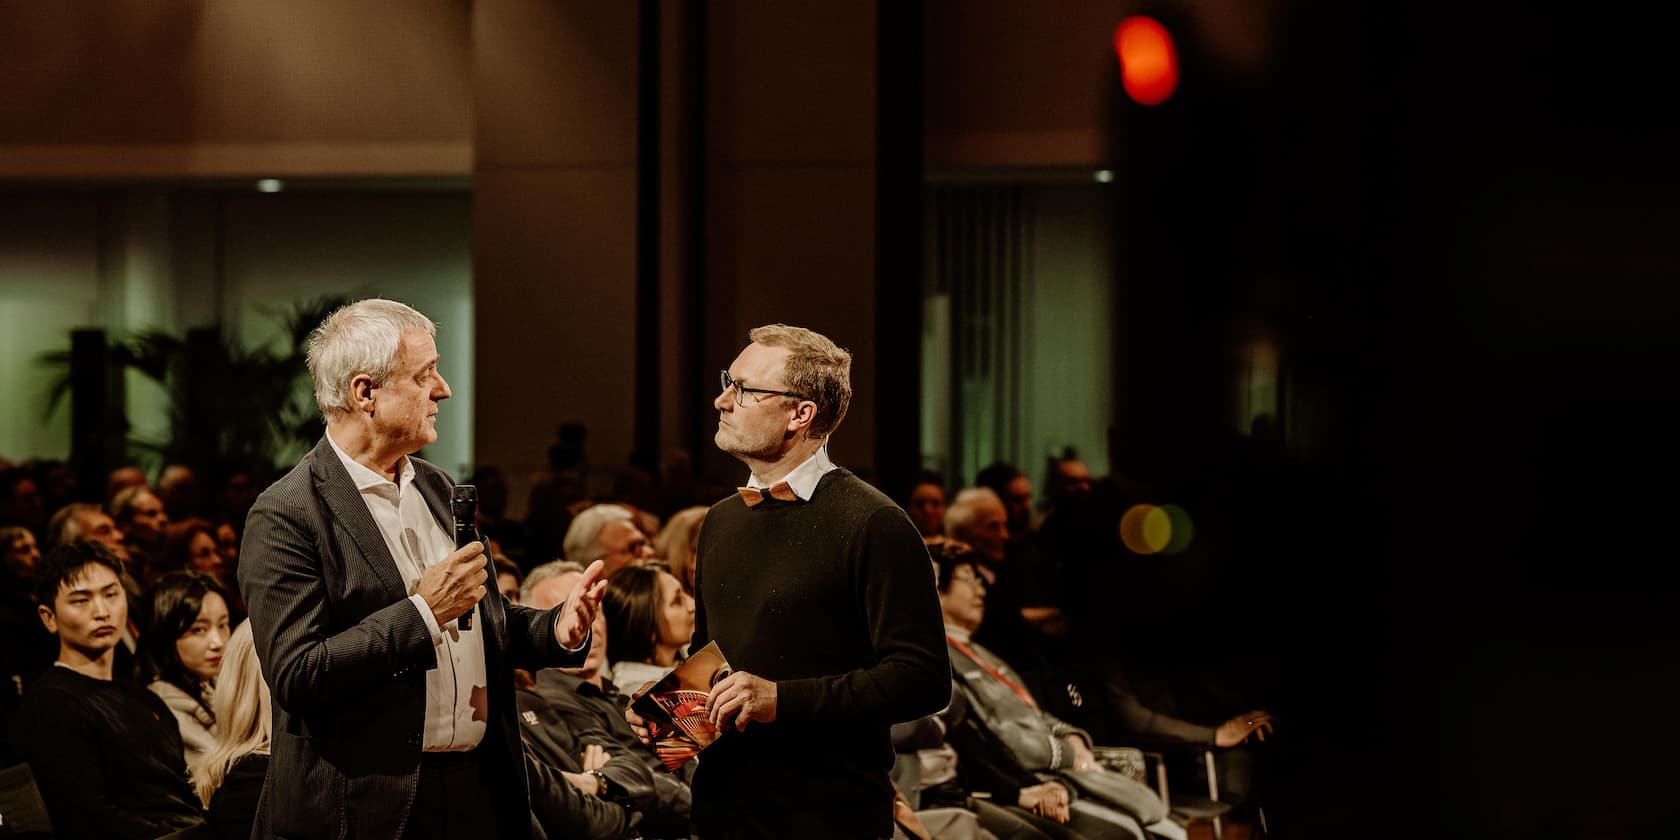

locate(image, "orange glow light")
[[1114, 16, 1179, 106]]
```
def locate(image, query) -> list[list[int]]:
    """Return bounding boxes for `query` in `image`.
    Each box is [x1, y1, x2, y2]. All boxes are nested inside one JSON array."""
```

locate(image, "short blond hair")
[[748, 324, 852, 440]]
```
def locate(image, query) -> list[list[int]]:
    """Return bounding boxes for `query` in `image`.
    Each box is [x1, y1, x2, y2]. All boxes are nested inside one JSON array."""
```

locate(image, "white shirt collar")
[[746, 445, 836, 500], [943, 623, 972, 643], [326, 429, 415, 495]]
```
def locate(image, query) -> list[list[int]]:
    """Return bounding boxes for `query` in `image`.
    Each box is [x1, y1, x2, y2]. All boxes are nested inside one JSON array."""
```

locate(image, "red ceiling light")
[[1115, 16, 1179, 106]]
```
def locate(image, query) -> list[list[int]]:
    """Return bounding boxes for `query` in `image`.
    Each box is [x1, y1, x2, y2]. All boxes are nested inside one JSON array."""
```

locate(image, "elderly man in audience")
[[10, 540, 206, 838], [945, 488, 1038, 668], [524, 560, 695, 838], [933, 542, 1179, 840], [564, 502, 657, 576]]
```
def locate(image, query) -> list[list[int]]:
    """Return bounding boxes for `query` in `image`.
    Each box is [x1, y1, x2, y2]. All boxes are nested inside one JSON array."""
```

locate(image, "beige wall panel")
[[924, 0, 1125, 168], [0, 0, 470, 176], [703, 3, 876, 165], [471, 168, 638, 507], [473, 0, 638, 169]]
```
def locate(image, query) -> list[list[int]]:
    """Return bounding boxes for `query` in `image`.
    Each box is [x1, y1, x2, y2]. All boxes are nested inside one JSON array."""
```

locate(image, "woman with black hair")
[[604, 563, 695, 691], [144, 570, 231, 764]]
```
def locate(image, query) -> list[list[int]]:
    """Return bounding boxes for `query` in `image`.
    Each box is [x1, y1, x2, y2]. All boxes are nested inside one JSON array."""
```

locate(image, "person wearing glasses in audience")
[[629, 324, 949, 839], [564, 503, 657, 577]]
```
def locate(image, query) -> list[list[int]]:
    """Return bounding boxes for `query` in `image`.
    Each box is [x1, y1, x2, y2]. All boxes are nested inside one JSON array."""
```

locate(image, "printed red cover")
[[628, 641, 732, 771]]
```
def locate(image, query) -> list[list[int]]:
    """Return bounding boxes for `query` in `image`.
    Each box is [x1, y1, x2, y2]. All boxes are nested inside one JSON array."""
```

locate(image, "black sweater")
[[10, 665, 205, 838], [690, 468, 950, 834]]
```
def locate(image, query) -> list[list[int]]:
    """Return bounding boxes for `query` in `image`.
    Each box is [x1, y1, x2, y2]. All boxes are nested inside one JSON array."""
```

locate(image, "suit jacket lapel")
[[308, 435, 408, 600]]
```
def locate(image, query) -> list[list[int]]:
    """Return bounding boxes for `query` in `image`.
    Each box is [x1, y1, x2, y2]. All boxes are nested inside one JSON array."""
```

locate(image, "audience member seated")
[[945, 489, 1039, 668], [110, 484, 171, 582], [523, 561, 694, 837], [105, 465, 149, 504], [976, 462, 1037, 537], [652, 505, 708, 595], [565, 503, 657, 576], [144, 570, 232, 765], [521, 742, 636, 840], [0, 468, 46, 535], [934, 543, 1175, 840], [212, 518, 246, 616], [157, 464, 205, 520], [1, 525, 54, 764], [516, 636, 658, 837], [901, 469, 950, 541], [495, 552, 526, 604], [44, 503, 143, 676], [10, 540, 205, 838], [192, 619, 270, 840], [891, 692, 1058, 840], [604, 563, 696, 692], [164, 518, 244, 620]]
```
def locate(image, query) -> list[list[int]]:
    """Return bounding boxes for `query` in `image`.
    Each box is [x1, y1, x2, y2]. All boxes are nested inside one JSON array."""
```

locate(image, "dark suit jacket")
[[240, 436, 586, 839]]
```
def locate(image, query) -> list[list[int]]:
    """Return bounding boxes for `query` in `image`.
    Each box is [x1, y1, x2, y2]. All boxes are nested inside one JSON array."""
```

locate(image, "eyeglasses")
[[719, 370, 808, 407], [950, 571, 987, 590]]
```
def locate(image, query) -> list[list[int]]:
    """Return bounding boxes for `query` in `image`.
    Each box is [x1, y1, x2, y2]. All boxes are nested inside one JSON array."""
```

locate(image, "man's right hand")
[[1018, 781, 1071, 823], [418, 540, 488, 626], [1214, 709, 1276, 747]]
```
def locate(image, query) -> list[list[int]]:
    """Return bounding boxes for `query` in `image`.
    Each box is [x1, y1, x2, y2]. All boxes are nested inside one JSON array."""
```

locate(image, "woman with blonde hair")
[[652, 505, 708, 595], [191, 619, 270, 839]]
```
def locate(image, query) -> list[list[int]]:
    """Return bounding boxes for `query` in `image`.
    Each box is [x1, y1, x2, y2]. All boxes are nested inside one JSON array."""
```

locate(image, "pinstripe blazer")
[[239, 436, 583, 839]]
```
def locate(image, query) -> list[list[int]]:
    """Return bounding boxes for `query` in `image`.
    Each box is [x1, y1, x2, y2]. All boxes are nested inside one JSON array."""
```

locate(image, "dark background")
[[1104, 1, 1680, 835]]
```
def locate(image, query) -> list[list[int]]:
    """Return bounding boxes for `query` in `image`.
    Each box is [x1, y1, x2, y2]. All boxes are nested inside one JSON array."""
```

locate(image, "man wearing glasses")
[[638, 324, 950, 839]]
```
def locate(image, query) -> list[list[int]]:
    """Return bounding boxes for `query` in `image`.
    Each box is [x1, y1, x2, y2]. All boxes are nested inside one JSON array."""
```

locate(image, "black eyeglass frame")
[[719, 369, 809, 406]]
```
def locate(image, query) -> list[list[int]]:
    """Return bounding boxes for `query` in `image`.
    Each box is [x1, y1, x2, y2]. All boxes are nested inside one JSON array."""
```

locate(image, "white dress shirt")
[[746, 444, 837, 500], [327, 431, 487, 752]]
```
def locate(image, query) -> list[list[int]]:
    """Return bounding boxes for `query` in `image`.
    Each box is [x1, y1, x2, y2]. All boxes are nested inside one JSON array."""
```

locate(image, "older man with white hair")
[[240, 298, 608, 839], [562, 503, 655, 575]]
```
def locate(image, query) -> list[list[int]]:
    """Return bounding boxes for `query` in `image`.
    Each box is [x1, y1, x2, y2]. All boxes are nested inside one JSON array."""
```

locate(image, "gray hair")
[[306, 299, 437, 420], [46, 502, 103, 551], [107, 484, 154, 522], [944, 487, 1004, 540], [521, 559, 586, 604], [562, 504, 634, 565]]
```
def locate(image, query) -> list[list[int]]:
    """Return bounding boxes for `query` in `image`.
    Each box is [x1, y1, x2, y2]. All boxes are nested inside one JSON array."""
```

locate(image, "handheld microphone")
[[451, 484, 479, 630]]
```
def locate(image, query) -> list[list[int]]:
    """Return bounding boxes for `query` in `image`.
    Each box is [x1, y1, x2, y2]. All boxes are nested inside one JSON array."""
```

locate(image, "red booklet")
[[628, 641, 733, 771]]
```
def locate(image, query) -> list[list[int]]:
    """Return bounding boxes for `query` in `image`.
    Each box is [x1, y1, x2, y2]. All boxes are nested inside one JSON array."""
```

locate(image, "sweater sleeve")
[[776, 506, 952, 727]]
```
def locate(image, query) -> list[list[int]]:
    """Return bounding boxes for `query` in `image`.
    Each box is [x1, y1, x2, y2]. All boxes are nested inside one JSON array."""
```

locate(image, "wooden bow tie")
[[738, 481, 799, 507]]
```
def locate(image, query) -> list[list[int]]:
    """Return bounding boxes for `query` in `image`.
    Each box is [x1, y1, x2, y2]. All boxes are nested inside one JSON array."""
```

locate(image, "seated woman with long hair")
[[652, 505, 708, 596], [144, 570, 231, 764], [191, 618, 270, 840], [604, 563, 696, 691]]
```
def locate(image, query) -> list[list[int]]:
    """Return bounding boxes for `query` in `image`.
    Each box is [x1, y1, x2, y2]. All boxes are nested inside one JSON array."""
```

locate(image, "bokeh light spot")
[[1114, 16, 1179, 106], [1119, 504, 1157, 554], [1119, 503, 1195, 555], [1159, 504, 1195, 555]]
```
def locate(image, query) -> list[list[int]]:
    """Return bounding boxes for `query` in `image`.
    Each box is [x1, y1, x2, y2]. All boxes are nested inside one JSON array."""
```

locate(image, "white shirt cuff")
[[554, 611, 591, 654], [410, 594, 444, 646]]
